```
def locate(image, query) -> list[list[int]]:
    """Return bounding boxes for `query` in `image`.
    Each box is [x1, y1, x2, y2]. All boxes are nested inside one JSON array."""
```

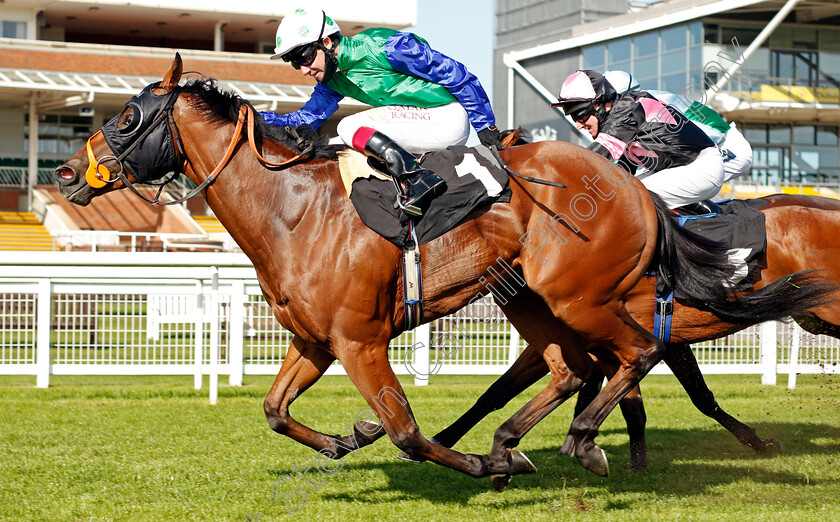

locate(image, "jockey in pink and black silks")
[[260, 7, 501, 217], [552, 70, 725, 211]]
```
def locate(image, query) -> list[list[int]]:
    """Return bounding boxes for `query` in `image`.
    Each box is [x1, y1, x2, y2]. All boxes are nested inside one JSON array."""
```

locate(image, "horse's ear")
[[155, 53, 183, 94]]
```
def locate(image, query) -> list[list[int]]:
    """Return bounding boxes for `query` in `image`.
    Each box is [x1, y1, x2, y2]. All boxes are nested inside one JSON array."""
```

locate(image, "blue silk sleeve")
[[259, 82, 344, 130], [384, 32, 495, 132]]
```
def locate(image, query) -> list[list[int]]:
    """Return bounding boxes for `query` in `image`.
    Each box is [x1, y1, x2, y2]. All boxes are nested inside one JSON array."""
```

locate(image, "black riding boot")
[[675, 199, 722, 215], [362, 131, 446, 216]]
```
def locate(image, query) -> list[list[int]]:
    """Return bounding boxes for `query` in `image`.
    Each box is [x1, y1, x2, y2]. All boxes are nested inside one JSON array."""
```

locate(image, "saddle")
[[339, 145, 512, 330], [339, 146, 511, 248], [652, 199, 768, 342]]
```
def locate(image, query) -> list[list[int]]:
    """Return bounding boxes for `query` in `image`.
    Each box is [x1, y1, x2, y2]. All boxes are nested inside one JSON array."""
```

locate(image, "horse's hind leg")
[[264, 335, 388, 458], [432, 343, 549, 448], [663, 342, 779, 452], [575, 359, 648, 471], [486, 340, 592, 491], [554, 307, 665, 476]]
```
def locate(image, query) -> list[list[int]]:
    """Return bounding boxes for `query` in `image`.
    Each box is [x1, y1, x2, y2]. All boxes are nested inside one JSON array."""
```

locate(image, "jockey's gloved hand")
[[284, 123, 317, 151], [478, 125, 503, 149]]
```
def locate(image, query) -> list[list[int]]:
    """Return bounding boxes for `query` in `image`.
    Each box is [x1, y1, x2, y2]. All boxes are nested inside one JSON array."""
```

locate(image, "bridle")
[[84, 89, 315, 206]]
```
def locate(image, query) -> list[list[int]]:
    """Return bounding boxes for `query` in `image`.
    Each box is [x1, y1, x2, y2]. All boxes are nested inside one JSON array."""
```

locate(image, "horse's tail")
[[652, 194, 838, 324]]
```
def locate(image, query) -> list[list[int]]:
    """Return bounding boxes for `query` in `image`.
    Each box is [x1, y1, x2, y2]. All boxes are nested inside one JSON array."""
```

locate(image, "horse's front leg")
[[485, 340, 592, 491], [339, 340, 536, 479], [264, 335, 388, 458]]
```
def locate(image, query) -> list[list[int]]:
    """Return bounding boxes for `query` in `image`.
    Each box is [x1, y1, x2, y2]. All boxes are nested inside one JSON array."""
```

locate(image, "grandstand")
[[0, 1, 413, 251], [0, 210, 53, 251]]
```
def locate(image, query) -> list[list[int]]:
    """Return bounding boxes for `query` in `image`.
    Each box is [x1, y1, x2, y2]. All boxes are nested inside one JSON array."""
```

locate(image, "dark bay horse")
[[426, 193, 840, 481], [52, 55, 834, 485]]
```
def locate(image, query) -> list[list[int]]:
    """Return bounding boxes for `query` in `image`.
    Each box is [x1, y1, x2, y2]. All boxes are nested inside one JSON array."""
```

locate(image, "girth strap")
[[402, 221, 424, 330], [653, 289, 674, 343]]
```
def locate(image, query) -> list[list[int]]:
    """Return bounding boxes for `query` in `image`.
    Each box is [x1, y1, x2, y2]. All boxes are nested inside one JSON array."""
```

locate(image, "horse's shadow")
[[270, 421, 840, 507]]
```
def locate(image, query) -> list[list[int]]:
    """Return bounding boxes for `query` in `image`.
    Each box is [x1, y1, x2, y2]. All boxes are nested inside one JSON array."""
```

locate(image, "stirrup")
[[675, 200, 721, 216], [398, 199, 423, 217], [399, 171, 446, 216]]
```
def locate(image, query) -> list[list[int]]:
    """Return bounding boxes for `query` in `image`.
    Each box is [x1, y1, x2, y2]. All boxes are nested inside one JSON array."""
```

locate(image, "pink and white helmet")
[[551, 70, 619, 137], [551, 70, 617, 114]]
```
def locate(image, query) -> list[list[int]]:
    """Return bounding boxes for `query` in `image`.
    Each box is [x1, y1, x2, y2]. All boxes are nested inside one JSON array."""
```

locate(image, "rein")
[[489, 145, 567, 189], [85, 98, 314, 206]]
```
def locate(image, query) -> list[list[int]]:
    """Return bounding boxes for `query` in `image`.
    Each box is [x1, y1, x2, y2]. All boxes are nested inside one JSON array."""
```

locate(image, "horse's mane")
[[180, 79, 341, 160]]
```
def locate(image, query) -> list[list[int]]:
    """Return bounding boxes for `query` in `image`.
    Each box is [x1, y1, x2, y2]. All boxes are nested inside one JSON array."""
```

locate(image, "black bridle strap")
[[113, 99, 315, 206], [116, 103, 248, 206]]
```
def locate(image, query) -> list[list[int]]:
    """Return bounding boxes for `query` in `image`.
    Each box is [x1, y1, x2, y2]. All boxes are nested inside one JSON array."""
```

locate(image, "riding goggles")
[[283, 44, 319, 69], [567, 103, 596, 124]]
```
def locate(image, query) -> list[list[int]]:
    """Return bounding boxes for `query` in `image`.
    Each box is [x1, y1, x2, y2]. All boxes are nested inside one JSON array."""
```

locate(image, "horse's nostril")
[[55, 166, 76, 182]]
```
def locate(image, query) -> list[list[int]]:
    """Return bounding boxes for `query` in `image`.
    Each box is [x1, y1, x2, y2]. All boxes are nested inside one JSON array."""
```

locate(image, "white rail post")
[[788, 321, 802, 389], [760, 321, 778, 385], [413, 322, 431, 387], [507, 325, 521, 366], [35, 279, 52, 388], [209, 269, 219, 405], [194, 281, 204, 390], [228, 279, 245, 387]]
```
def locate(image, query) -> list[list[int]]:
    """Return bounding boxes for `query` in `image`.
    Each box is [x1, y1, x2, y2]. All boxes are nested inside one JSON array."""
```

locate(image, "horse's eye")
[[117, 103, 142, 134]]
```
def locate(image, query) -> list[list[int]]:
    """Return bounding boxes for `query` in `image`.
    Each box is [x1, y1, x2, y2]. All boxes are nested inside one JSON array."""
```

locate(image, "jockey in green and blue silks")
[[260, 8, 501, 217]]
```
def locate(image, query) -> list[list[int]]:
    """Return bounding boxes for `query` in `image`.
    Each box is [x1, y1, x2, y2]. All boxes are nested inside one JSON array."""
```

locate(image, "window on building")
[[793, 125, 814, 145], [1, 21, 26, 39], [740, 123, 840, 185], [817, 126, 839, 146], [581, 22, 699, 95], [633, 32, 658, 58], [582, 45, 605, 70], [607, 40, 630, 65], [661, 25, 686, 52], [772, 50, 818, 85], [703, 23, 720, 44], [24, 115, 94, 156], [721, 26, 761, 48]]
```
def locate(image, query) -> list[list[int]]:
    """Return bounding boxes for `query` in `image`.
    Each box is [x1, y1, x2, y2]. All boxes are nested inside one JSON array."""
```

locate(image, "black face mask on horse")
[[100, 83, 182, 184]]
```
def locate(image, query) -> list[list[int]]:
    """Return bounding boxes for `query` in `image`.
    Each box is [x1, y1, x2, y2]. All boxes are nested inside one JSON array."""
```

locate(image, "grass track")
[[1, 374, 839, 521]]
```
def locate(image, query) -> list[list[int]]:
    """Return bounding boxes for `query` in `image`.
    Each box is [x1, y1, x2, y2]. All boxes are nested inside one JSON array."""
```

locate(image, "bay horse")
[[52, 54, 833, 485], [424, 193, 840, 483]]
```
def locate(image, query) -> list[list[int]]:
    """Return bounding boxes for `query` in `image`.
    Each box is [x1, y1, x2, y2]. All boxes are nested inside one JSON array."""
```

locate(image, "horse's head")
[[54, 54, 185, 205]]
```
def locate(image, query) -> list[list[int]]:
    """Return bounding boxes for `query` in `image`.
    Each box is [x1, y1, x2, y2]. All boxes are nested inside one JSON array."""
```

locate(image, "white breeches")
[[636, 146, 726, 209], [335, 102, 471, 154], [718, 123, 753, 182]]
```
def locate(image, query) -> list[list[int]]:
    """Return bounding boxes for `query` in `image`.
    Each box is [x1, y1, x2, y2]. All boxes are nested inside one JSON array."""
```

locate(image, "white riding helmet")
[[603, 70, 640, 94], [270, 8, 341, 61]]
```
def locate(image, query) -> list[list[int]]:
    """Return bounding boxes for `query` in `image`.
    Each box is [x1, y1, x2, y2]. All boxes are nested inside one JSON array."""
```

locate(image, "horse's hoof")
[[756, 438, 783, 453], [509, 450, 537, 475], [578, 445, 609, 477], [630, 459, 648, 472], [491, 474, 512, 492]]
